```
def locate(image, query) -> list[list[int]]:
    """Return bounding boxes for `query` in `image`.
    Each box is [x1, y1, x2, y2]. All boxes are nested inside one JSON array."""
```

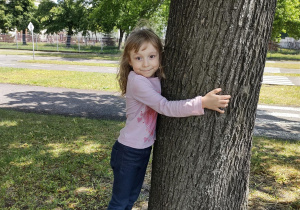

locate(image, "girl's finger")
[[219, 103, 228, 108], [212, 88, 222, 94], [216, 108, 225, 114], [220, 95, 231, 99], [220, 100, 230, 104]]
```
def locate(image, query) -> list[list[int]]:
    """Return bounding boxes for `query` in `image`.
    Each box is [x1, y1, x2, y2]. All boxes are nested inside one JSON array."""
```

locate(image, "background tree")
[[6, 0, 36, 45], [149, 0, 277, 209], [90, 0, 163, 49], [155, 0, 300, 42], [272, 0, 300, 41], [89, 0, 120, 34], [116, 0, 163, 49], [148, 0, 170, 38], [37, 0, 89, 47], [0, 0, 12, 33]]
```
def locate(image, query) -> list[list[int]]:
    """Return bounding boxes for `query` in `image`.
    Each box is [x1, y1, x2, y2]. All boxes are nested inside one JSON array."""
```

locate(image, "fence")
[[0, 33, 119, 53]]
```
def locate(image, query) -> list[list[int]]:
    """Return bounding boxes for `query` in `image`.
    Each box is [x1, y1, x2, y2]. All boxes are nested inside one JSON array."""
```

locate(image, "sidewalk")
[[0, 83, 125, 121], [1, 83, 299, 141], [264, 61, 300, 86]]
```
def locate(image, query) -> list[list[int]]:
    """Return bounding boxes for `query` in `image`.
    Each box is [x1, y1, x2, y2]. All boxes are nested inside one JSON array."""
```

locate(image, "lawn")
[[265, 63, 300, 69], [259, 85, 300, 106], [264, 73, 300, 77], [0, 67, 119, 92], [0, 109, 299, 209], [267, 48, 300, 61], [0, 109, 124, 209]]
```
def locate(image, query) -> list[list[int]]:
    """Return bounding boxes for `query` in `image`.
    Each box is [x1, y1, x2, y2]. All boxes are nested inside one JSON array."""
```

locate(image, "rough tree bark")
[[149, 0, 276, 209]]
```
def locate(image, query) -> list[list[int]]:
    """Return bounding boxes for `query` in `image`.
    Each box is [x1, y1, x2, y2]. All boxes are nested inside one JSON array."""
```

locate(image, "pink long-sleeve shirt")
[[118, 71, 204, 149]]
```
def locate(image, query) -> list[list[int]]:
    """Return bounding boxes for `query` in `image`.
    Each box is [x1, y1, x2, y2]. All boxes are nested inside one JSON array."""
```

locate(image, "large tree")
[[90, 0, 163, 49], [37, 0, 89, 47], [6, 0, 36, 45], [89, 0, 120, 34], [272, 0, 300, 41], [148, 0, 170, 38], [115, 0, 163, 49], [149, 0, 277, 209], [0, 0, 11, 33]]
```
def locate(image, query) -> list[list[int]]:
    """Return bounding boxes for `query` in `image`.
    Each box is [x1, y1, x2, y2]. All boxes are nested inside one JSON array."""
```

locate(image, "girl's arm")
[[131, 75, 230, 117]]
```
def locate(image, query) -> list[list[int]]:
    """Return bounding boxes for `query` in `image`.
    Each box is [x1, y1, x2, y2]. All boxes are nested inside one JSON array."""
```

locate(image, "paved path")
[[254, 105, 300, 140], [1, 83, 299, 141], [0, 54, 118, 73], [0, 83, 125, 121]]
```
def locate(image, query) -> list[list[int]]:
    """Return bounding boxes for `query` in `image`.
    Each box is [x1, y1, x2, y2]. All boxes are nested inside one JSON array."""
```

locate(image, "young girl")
[[108, 28, 231, 210]]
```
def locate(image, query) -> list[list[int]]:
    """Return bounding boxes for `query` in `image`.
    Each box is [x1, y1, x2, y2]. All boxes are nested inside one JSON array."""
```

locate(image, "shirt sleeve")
[[130, 75, 204, 117]]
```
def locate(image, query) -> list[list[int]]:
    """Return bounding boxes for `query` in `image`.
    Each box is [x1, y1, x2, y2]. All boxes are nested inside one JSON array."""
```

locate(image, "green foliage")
[[0, 0, 12, 32], [35, 0, 57, 33], [90, 0, 164, 48], [272, 0, 300, 41], [116, 0, 163, 33], [148, 0, 170, 38], [6, 0, 37, 32], [89, 0, 120, 33], [37, 0, 89, 36]]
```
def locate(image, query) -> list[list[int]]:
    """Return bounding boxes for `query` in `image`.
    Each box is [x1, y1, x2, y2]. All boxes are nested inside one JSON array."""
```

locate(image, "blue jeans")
[[107, 141, 152, 210]]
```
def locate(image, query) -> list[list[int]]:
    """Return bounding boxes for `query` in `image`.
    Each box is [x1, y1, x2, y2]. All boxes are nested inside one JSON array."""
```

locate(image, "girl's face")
[[129, 42, 160, 78]]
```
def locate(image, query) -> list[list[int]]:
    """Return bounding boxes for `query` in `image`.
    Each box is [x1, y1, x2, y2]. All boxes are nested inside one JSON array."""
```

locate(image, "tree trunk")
[[66, 28, 73, 48], [149, 0, 276, 209], [22, 29, 26, 45], [118, 29, 124, 50]]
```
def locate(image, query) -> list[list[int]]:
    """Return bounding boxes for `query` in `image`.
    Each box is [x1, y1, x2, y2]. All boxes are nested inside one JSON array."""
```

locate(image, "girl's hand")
[[202, 88, 231, 114]]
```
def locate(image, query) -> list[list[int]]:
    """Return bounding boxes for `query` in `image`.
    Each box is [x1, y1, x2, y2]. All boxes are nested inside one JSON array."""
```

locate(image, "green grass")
[[0, 67, 119, 92], [249, 137, 300, 209], [259, 85, 300, 106], [265, 63, 300, 69], [0, 109, 124, 209], [20, 60, 118, 67], [267, 50, 300, 61], [0, 109, 298, 209], [264, 73, 300, 77]]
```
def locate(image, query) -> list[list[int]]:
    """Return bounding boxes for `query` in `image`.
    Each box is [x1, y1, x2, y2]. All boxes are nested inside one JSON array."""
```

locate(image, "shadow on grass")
[[1, 90, 126, 121], [249, 137, 300, 209], [0, 109, 124, 209]]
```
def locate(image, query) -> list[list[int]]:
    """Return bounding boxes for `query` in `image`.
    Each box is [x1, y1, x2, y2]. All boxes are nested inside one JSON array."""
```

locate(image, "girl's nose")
[[142, 59, 149, 67]]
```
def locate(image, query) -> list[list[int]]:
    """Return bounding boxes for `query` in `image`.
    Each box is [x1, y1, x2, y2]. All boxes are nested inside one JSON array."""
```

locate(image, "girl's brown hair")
[[117, 28, 165, 96]]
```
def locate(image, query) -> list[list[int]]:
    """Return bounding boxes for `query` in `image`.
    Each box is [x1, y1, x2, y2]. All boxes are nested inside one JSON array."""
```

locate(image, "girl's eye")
[[150, 55, 156, 59], [135, 57, 142, 61]]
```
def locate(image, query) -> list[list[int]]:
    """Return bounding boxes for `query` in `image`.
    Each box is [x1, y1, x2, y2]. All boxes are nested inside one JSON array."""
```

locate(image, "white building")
[[279, 37, 300, 50]]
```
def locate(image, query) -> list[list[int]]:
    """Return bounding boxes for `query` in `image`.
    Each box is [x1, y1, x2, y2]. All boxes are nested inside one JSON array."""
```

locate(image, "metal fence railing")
[[0, 33, 118, 53]]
